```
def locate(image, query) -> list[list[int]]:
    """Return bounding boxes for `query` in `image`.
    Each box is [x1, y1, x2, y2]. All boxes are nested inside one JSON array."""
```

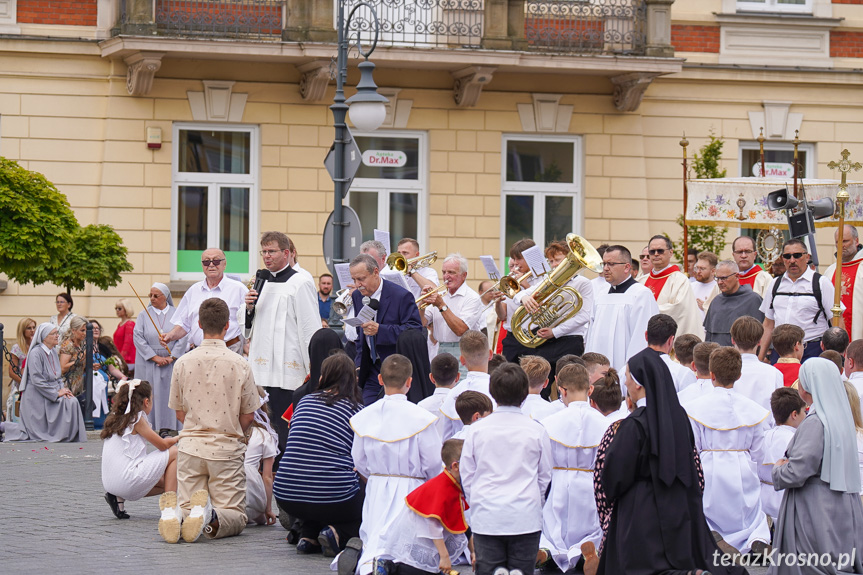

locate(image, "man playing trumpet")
[[420, 253, 483, 376], [395, 238, 440, 299]]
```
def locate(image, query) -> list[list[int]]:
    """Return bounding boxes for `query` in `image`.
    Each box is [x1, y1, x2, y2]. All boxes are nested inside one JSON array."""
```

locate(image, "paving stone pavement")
[[1, 436, 766, 575]]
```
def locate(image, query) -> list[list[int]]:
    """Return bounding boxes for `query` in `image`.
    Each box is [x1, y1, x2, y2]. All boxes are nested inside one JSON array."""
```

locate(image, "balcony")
[[103, 0, 680, 110]]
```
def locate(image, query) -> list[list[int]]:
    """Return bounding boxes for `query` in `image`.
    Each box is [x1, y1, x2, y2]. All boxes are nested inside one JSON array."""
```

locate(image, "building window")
[[736, 0, 811, 14], [348, 131, 427, 252], [738, 140, 815, 179], [172, 124, 259, 280], [501, 135, 583, 267]]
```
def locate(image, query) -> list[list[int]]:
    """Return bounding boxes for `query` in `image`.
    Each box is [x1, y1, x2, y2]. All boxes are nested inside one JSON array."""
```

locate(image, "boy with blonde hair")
[[439, 330, 493, 440], [345, 354, 442, 575], [520, 355, 557, 421]]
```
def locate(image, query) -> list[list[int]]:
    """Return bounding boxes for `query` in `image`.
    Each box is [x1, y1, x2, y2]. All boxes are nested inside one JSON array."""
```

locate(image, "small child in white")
[[453, 391, 493, 440], [461, 363, 552, 575], [677, 341, 720, 409], [101, 380, 179, 519], [538, 364, 609, 574], [374, 439, 471, 575], [244, 403, 278, 526], [418, 353, 460, 439], [520, 355, 557, 421], [759, 387, 806, 523]]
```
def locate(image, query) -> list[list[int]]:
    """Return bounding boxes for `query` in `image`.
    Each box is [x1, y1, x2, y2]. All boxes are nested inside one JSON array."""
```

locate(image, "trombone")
[[332, 288, 353, 316], [415, 284, 447, 311], [386, 251, 437, 275]]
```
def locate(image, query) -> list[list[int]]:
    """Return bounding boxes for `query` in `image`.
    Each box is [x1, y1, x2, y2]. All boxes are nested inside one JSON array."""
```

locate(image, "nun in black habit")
[[593, 347, 747, 575]]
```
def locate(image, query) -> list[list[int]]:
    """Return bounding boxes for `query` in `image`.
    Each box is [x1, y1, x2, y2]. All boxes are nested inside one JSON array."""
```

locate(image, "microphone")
[[251, 269, 268, 307], [362, 296, 370, 307], [367, 298, 380, 311]]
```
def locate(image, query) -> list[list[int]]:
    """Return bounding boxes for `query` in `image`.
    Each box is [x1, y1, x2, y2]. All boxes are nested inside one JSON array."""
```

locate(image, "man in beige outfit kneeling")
[[159, 298, 260, 543]]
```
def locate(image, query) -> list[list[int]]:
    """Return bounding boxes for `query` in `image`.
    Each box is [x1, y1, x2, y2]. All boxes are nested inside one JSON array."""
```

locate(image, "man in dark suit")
[[349, 254, 422, 405]]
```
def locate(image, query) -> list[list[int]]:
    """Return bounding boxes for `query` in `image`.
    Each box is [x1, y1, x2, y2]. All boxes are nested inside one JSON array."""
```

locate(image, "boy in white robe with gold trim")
[[538, 363, 609, 573], [686, 347, 771, 554], [347, 354, 442, 575], [758, 388, 806, 523], [439, 331, 493, 441]]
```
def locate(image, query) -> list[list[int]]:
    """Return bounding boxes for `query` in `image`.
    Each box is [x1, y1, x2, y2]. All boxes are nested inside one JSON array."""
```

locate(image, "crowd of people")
[[2, 226, 863, 575]]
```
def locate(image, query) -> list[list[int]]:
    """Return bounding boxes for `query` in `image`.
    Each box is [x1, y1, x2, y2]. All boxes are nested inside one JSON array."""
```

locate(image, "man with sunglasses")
[[162, 248, 248, 355], [638, 235, 704, 339], [824, 225, 863, 340], [703, 261, 764, 347], [758, 239, 838, 363]]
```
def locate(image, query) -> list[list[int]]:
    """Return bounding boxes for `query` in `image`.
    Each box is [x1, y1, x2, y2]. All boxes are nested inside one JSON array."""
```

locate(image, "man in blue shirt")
[[318, 273, 333, 327]]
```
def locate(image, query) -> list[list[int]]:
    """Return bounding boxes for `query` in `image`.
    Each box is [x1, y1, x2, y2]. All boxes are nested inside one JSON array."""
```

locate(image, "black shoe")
[[338, 537, 363, 575], [318, 526, 340, 558], [104, 493, 130, 519], [296, 538, 322, 554]]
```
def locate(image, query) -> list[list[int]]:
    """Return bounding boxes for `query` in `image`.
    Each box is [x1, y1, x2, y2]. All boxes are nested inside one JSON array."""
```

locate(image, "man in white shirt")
[[758, 239, 838, 363], [646, 314, 693, 393], [423, 253, 483, 377], [242, 232, 320, 456], [162, 247, 247, 355], [585, 245, 658, 376], [690, 251, 717, 320], [844, 339, 863, 415], [395, 237, 439, 299], [497, 239, 543, 365], [638, 235, 704, 339], [731, 316, 783, 420], [824, 224, 863, 339]]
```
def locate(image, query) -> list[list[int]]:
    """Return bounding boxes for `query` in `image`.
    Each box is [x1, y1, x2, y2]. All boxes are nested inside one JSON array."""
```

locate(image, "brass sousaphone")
[[510, 234, 603, 348]]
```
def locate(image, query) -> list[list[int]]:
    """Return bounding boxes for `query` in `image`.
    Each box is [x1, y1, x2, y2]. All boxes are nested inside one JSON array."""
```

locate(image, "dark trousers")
[[393, 564, 436, 575], [769, 339, 822, 364], [276, 492, 364, 549], [473, 531, 541, 575], [503, 333, 584, 399], [263, 387, 293, 471]]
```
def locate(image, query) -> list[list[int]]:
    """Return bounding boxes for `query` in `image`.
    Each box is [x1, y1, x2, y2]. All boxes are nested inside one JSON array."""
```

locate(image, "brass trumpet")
[[479, 270, 534, 301], [415, 284, 447, 311], [332, 288, 353, 316], [386, 251, 437, 275]]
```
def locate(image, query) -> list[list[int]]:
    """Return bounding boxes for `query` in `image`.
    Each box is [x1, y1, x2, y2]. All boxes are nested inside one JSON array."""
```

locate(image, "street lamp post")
[[330, 0, 389, 272]]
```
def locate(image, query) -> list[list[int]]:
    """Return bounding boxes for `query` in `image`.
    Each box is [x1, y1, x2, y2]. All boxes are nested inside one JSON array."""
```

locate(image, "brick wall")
[[17, 0, 98, 26], [831, 30, 863, 57], [671, 24, 720, 53], [832, 0, 863, 4]]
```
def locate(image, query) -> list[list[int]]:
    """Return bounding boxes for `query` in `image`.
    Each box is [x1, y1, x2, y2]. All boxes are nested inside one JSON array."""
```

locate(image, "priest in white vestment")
[[689, 252, 717, 320], [538, 364, 609, 572], [825, 225, 863, 340], [638, 236, 704, 339], [686, 347, 771, 554], [585, 245, 658, 377]]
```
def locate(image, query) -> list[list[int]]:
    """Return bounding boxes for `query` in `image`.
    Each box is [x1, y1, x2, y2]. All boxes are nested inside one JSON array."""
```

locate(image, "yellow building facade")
[[1, 0, 862, 343]]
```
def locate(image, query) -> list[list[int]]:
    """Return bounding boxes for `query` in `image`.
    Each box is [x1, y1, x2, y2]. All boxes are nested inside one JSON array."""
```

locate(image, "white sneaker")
[[157, 491, 182, 544], [181, 489, 212, 543], [493, 568, 510, 575]]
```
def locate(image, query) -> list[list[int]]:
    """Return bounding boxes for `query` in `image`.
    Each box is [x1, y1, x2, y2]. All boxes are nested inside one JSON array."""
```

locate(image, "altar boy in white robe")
[[346, 354, 441, 575], [677, 342, 719, 408], [538, 363, 609, 573], [759, 387, 806, 523], [686, 347, 771, 555], [439, 330, 493, 440]]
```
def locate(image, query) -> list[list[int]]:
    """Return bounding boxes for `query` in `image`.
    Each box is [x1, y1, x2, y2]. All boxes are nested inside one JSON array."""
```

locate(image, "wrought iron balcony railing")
[[525, 0, 646, 55]]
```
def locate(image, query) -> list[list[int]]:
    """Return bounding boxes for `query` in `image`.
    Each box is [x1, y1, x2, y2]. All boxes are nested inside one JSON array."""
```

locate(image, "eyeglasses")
[[715, 272, 738, 282], [259, 249, 283, 256], [602, 262, 629, 269], [733, 249, 755, 256], [639, 255, 650, 260], [648, 249, 666, 256], [201, 259, 224, 267], [115, 306, 124, 311], [781, 252, 807, 260]]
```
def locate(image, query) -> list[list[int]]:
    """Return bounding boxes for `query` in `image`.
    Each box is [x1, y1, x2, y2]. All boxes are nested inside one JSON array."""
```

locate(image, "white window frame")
[[736, 0, 812, 15], [500, 134, 584, 267], [348, 129, 429, 252], [170, 122, 260, 281], [738, 140, 816, 178]]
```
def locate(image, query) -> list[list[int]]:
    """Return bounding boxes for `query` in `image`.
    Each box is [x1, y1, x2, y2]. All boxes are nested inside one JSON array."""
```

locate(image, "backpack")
[[769, 272, 828, 325]]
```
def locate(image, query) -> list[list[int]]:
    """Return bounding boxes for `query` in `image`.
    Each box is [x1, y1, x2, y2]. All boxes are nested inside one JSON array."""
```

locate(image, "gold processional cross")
[[827, 149, 861, 326]]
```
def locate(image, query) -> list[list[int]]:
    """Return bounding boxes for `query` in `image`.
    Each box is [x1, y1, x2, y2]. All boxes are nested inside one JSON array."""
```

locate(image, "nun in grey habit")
[[4, 323, 86, 442], [133, 283, 186, 433], [768, 358, 863, 575]]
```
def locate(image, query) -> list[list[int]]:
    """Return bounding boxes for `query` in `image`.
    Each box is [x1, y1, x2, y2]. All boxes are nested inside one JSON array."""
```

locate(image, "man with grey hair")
[[422, 252, 483, 376], [360, 239, 390, 272], [349, 253, 422, 404], [703, 260, 764, 346], [825, 224, 863, 339]]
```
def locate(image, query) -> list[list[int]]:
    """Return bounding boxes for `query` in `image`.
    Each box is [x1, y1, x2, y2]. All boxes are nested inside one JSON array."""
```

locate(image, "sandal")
[[104, 492, 130, 519]]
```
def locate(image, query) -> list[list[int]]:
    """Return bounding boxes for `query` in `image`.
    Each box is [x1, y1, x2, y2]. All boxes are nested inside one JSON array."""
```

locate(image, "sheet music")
[[374, 229, 391, 255], [381, 269, 410, 291], [479, 255, 501, 280], [335, 263, 353, 290], [344, 303, 377, 327], [522, 245, 551, 278]]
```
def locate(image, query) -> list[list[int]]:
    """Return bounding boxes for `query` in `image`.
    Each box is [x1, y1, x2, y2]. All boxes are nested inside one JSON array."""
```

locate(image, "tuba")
[[510, 234, 603, 349], [332, 288, 353, 316], [386, 251, 437, 275]]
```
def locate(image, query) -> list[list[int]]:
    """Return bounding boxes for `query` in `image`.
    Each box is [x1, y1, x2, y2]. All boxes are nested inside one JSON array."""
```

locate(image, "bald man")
[[162, 247, 248, 354], [825, 224, 863, 339]]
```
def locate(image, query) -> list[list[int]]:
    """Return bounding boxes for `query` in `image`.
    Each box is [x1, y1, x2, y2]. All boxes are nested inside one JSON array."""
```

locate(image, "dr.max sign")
[[362, 150, 407, 167]]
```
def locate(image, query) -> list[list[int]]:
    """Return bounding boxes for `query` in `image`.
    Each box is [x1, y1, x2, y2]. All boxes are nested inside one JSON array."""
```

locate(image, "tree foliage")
[[671, 133, 729, 261], [0, 157, 132, 292]]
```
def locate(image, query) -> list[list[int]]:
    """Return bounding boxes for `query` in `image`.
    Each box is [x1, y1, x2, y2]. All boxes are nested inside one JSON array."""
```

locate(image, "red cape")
[[405, 470, 469, 534]]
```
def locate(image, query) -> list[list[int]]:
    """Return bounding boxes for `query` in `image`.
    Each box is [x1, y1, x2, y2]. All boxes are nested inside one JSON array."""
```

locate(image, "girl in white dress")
[[100, 380, 179, 519], [245, 405, 278, 526]]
